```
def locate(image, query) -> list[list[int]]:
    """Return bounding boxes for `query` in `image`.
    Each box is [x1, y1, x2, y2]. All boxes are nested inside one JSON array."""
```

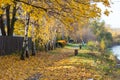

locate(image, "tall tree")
[[0, 0, 17, 36], [20, 12, 30, 60]]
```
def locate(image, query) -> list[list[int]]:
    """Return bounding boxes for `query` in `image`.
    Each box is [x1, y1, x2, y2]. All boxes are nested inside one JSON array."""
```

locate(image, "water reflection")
[[112, 46, 120, 60]]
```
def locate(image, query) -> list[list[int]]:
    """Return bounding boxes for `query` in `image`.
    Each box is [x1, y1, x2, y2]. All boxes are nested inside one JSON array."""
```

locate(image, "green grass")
[[66, 43, 80, 47], [77, 53, 96, 59], [65, 43, 88, 50]]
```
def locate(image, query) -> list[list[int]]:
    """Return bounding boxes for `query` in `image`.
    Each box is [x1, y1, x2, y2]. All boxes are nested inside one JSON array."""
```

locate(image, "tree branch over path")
[[15, 0, 47, 12]]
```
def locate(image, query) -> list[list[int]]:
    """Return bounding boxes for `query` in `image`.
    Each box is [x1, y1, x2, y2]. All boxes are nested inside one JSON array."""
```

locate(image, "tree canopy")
[[0, 0, 111, 49], [0, 0, 110, 35]]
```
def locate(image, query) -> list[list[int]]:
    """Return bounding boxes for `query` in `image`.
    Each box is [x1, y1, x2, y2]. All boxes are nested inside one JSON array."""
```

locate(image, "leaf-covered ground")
[[0, 48, 119, 80]]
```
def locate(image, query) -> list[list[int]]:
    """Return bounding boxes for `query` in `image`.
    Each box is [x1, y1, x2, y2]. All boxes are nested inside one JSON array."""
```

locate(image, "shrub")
[[100, 39, 106, 52], [56, 40, 67, 47], [87, 41, 98, 51]]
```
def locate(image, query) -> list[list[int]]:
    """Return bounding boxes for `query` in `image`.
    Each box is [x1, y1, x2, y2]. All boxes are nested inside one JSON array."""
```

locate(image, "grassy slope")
[[0, 48, 119, 80]]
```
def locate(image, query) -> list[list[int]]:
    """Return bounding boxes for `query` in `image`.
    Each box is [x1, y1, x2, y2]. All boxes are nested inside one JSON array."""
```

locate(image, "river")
[[112, 45, 120, 60]]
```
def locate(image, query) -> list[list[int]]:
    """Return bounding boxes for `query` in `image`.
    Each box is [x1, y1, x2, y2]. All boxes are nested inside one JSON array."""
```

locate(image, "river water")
[[112, 45, 120, 60]]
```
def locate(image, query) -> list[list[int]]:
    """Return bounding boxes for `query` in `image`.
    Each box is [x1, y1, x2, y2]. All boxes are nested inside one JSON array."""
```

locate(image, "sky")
[[97, 0, 120, 29]]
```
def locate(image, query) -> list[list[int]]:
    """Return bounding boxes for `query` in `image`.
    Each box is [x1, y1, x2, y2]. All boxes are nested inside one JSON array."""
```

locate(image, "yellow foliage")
[[104, 9, 109, 16], [57, 40, 67, 47], [14, 20, 25, 36], [34, 16, 56, 45], [100, 39, 106, 51], [0, 9, 3, 15]]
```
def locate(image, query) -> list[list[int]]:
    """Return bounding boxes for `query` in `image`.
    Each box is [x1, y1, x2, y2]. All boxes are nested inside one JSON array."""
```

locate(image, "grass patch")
[[66, 43, 80, 46], [77, 53, 96, 59], [65, 43, 88, 50]]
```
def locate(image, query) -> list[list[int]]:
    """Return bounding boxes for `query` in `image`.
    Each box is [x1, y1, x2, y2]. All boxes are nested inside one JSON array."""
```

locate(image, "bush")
[[56, 40, 67, 47], [100, 39, 106, 52], [87, 41, 98, 51]]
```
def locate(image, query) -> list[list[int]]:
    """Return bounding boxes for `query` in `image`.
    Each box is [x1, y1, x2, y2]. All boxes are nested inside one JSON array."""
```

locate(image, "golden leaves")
[[103, 0, 110, 7], [100, 39, 106, 51], [21, 3, 32, 13], [14, 20, 25, 36], [0, 9, 3, 15], [0, 48, 117, 80], [0, 54, 45, 80], [18, 0, 110, 29], [104, 9, 109, 16], [0, 0, 14, 7], [34, 16, 56, 45], [93, 0, 110, 6]]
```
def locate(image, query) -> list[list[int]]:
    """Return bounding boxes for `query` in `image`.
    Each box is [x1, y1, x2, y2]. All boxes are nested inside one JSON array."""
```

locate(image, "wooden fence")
[[0, 36, 32, 55]]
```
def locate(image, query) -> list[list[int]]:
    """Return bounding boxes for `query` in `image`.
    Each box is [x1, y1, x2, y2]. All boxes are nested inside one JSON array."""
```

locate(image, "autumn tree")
[[17, 0, 111, 59], [0, 0, 18, 36], [0, 0, 111, 59], [0, 0, 111, 36], [90, 20, 113, 47]]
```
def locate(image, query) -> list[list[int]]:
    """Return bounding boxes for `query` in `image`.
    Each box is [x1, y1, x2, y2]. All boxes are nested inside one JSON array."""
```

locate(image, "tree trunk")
[[45, 42, 49, 52], [6, 5, 11, 36], [53, 36, 57, 49], [32, 41, 36, 55], [31, 23, 36, 56], [0, 15, 6, 36], [21, 13, 30, 60], [5, 3, 17, 36], [11, 2, 17, 36]]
